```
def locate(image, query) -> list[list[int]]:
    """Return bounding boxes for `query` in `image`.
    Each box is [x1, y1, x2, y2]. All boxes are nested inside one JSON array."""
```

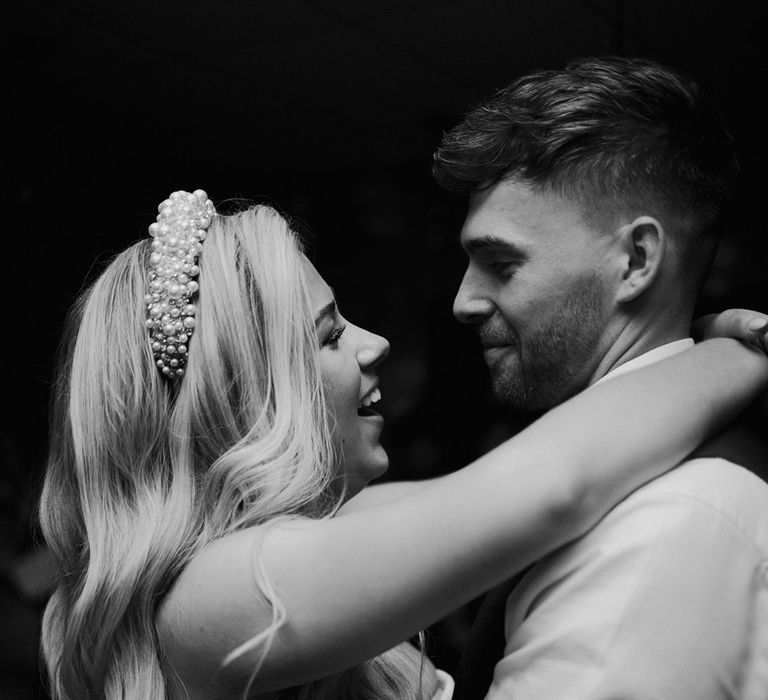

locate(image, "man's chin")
[[490, 367, 532, 409], [493, 371, 586, 413], [492, 382, 538, 411], [490, 368, 559, 413]]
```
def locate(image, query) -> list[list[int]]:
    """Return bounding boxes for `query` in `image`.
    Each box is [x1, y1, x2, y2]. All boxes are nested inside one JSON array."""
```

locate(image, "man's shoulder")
[[642, 455, 767, 492], [519, 458, 768, 593], [506, 458, 768, 636], [629, 457, 768, 523], [524, 458, 768, 588]]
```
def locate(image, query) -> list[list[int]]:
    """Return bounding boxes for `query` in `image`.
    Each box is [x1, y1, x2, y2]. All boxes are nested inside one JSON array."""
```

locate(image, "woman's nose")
[[356, 329, 390, 369]]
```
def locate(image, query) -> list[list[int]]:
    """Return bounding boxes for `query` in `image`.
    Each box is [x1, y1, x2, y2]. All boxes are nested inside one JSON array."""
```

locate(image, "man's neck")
[[587, 322, 692, 388]]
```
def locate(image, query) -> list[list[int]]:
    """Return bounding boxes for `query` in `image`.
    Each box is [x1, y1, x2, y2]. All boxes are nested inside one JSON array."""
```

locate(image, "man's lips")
[[482, 344, 516, 362], [479, 326, 518, 361]]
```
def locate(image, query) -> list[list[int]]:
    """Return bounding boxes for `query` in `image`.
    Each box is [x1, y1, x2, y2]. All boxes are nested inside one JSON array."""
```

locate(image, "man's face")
[[454, 179, 616, 411]]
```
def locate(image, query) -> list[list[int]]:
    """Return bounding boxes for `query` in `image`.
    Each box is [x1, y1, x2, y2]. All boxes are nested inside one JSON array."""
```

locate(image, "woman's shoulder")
[[157, 526, 277, 698]]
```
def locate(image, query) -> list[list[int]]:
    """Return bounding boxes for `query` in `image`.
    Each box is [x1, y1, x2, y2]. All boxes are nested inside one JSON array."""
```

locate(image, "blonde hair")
[[281, 639, 439, 699], [40, 205, 342, 698]]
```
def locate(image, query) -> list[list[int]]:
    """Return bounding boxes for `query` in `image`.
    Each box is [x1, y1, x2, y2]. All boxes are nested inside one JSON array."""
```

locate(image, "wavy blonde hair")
[[40, 205, 345, 698]]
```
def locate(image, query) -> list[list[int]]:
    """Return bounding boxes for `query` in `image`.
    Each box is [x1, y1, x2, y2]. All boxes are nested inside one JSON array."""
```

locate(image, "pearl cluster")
[[145, 190, 215, 378]]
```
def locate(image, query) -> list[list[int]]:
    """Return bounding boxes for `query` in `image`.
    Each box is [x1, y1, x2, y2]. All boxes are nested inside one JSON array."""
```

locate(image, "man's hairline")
[[463, 173, 627, 241]]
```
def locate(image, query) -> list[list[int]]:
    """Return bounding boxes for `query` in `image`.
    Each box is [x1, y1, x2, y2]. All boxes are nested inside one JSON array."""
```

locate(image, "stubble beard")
[[487, 276, 607, 412]]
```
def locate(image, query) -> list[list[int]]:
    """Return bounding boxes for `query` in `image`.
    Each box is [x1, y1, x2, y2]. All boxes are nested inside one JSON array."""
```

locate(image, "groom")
[[433, 56, 768, 698]]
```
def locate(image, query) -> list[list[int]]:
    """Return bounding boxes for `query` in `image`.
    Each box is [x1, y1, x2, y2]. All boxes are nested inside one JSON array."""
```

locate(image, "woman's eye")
[[323, 325, 347, 349]]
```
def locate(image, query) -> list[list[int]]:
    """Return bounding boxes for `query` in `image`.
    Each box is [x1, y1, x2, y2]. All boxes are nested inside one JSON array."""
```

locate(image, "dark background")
[[4, 1, 768, 697]]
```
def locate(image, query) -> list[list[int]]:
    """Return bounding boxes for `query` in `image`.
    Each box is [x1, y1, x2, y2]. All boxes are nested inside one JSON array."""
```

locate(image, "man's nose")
[[453, 268, 494, 324]]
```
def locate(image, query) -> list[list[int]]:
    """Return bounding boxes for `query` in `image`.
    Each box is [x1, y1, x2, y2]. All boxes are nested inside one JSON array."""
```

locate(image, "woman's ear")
[[614, 216, 666, 303]]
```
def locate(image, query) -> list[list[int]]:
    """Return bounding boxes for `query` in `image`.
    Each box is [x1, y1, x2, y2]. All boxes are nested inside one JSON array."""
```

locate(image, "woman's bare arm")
[[159, 337, 767, 694]]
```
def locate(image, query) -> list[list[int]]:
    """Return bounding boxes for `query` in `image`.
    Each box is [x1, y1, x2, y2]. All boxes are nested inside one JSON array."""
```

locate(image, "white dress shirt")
[[486, 340, 768, 699]]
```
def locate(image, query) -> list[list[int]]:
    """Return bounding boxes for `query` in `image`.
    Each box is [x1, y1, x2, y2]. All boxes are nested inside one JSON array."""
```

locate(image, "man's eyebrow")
[[463, 235, 529, 259], [314, 300, 337, 328]]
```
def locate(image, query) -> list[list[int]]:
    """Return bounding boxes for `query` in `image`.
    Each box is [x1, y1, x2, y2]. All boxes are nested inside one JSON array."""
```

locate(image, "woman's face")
[[305, 261, 390, 497]]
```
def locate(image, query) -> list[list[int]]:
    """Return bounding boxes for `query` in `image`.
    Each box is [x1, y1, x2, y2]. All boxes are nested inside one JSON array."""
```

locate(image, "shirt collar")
[[594, 338, 695, 386]]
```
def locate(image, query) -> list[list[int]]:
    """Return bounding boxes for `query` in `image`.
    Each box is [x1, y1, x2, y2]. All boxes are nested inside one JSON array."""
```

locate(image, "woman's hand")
[[693, 309, 768, 354]]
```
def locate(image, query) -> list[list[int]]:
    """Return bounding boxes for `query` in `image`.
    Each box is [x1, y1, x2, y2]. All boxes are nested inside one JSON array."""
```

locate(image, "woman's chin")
[[345, 452, 389, 497], [367, 446, 390, 479]]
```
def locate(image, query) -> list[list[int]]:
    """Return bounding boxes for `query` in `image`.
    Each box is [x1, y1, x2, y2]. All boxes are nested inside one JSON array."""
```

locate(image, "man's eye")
[[489, 260, 516, 274]]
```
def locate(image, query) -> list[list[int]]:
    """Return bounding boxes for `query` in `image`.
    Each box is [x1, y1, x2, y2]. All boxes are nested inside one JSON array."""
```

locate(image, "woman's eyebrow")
[[314, 300, 337, 328]]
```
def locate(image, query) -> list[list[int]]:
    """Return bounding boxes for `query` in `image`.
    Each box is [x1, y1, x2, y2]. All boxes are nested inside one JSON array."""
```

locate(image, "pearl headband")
[[144, 190, 216, 378]]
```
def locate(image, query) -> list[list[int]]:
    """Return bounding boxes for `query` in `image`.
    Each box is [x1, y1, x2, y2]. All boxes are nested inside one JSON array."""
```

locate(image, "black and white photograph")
[[5, 2, 768, 698]]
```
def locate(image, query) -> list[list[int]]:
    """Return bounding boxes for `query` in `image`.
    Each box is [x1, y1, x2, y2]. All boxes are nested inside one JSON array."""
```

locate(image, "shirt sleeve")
[[486, 484, 766, 699]]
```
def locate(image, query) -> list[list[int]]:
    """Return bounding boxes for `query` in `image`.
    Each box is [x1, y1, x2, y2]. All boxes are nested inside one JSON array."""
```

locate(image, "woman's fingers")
[[693, 309, 768, 354], [749, 320, 768, 354]]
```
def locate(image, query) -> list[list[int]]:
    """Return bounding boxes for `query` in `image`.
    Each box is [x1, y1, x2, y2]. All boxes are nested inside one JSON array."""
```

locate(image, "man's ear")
[[614, 216, 666, 303]]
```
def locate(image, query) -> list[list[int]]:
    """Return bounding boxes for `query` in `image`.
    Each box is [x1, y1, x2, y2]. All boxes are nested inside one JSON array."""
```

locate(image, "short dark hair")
[[433, 56, 738, 286]]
